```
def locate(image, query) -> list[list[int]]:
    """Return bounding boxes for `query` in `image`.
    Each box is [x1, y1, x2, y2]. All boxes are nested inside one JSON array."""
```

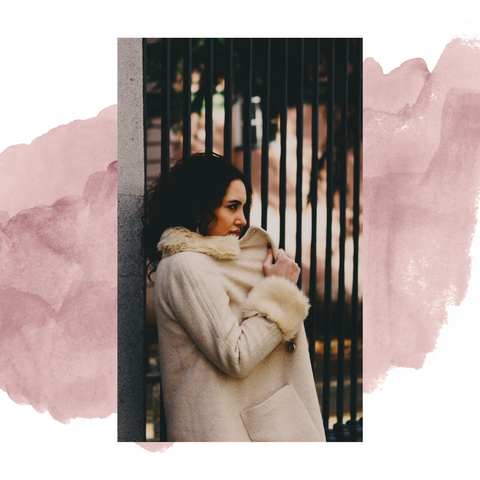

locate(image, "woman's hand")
[[263, 246, 300, 284]]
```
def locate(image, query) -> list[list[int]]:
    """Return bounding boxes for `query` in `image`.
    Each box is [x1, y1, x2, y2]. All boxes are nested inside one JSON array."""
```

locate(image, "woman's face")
[[208, 179, 248, 237]]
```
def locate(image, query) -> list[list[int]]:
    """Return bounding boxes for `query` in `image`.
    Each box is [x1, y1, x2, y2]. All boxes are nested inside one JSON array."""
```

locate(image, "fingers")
[[289, 258, 301, 283], [264, 245, 301, 282], [263, 246, 274, 274], [264, 246, 274, 264], [276, 249, 292, 267]]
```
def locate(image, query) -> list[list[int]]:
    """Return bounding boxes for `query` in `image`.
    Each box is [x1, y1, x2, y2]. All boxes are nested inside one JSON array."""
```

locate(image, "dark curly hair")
[[141, 152, 253, 280]]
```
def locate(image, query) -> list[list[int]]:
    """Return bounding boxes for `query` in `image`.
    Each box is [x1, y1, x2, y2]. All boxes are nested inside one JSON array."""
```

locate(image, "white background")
[[1, 2, 480, 478]]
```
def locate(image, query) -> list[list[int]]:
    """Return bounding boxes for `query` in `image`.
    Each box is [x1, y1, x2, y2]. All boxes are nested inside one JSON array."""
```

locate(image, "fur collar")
[[157, 227, 241, 260]]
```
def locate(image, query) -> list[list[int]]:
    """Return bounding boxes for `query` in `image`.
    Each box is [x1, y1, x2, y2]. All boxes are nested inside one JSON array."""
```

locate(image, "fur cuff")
[[242, 276, 310, 341]]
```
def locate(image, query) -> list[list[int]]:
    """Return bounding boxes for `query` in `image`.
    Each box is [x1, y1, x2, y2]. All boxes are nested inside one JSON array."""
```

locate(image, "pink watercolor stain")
[[136, 442, 174, 453], [364, 38, 480, 392], [0, 105, 117, 218], [0, 108, 117, 422]]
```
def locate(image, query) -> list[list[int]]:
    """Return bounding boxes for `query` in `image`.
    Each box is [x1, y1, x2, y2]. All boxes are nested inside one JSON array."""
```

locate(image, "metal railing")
[[117, 37, 363, 443]]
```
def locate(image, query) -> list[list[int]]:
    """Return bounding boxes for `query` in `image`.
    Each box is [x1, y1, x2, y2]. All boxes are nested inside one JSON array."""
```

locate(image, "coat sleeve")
[[161, 252, 309, 379]]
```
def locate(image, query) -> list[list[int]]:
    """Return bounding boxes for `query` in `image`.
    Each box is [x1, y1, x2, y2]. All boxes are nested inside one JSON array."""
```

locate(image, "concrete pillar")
[[117, 38, 146, 442]]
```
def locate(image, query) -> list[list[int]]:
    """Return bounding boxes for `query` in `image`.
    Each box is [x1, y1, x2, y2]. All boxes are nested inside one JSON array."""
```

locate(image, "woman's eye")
[[228, 205, 237, 210]]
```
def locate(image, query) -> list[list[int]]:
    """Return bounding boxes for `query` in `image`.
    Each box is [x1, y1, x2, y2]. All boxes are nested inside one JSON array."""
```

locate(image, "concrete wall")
[[117, 38, 146, 442]]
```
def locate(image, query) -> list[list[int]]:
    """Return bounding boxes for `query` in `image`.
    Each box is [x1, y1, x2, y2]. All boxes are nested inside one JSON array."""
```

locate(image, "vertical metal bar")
[[142, 40, 149, 441], [142, 38, 149, 442], [279, 39, 288, 250], [158, 0, 168, 422], [161, 38, 170, 175], [243, 38, 252, 183], [205, 38, 214, 155], [333, 37, 350, 442], [347, 38, 362, 442], [159, 38, 171, 441], [323, 38, 335, 441], [261, 39, 271, 230], [117, 37, 147, 442], [295, 39, 304, 288], [183, 38, 192, 159], [224, 38, 233, 162], [143, 41, 154, 439], [308, 38, 319, 374]]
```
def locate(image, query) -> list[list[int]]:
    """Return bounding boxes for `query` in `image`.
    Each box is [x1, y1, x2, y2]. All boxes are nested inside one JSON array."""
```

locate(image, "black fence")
[[126, 37, 362, 442]]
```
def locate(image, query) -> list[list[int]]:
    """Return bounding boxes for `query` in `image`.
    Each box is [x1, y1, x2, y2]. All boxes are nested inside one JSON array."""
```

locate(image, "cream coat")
[[154, 225, 326, 442]]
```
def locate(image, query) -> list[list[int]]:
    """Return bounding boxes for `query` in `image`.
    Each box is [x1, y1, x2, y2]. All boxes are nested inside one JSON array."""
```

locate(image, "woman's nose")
[[236, 210, 247, 227]]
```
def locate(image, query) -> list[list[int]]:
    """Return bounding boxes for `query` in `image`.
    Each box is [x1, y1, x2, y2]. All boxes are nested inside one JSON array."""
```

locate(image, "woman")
[[142, 152, 326, 442]]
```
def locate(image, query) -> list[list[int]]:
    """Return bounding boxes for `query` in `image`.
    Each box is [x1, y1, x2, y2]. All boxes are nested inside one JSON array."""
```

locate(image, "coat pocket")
[[240, 384, 323, 442]]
